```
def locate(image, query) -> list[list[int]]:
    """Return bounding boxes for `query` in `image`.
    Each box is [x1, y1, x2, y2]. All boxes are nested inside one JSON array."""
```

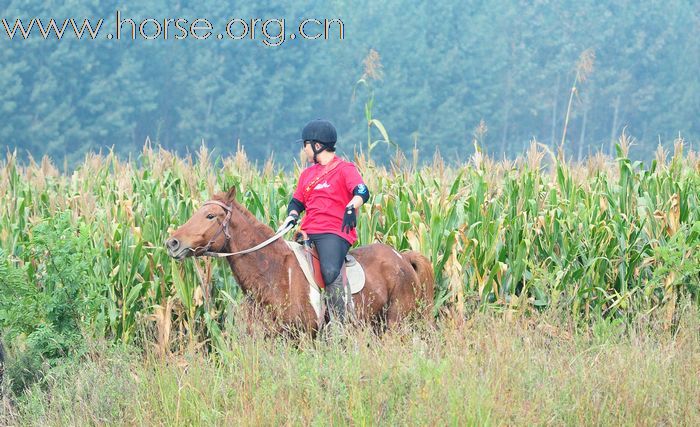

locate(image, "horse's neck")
[[224, 202, 290, 297]]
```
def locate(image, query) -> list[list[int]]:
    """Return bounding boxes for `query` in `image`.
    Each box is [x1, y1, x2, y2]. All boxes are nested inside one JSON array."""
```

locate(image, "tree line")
[[0, 0, 697, 166]]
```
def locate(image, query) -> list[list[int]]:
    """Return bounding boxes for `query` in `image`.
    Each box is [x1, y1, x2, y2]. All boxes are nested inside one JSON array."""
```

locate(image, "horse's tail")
[[403, 251, 435, 317]]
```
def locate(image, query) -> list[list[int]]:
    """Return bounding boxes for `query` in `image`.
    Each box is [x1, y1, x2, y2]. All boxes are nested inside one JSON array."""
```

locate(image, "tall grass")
[[0, 138, 699, 357], [2, 306, 699, 425]]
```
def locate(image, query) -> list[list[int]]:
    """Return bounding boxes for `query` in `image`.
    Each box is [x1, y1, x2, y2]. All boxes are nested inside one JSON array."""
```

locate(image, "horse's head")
[[165, 187, 236, 260]]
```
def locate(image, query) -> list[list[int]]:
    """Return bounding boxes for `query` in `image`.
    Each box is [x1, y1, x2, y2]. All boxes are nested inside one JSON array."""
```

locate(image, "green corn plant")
[[2, 137, 700, 350]]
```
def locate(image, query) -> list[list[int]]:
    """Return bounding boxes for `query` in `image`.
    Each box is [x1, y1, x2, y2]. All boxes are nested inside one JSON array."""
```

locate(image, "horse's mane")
[[211, 192, 275, 237]]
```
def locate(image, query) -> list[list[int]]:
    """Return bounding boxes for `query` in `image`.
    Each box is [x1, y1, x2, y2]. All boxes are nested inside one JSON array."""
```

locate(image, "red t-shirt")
[[292, 157, 366, 245]]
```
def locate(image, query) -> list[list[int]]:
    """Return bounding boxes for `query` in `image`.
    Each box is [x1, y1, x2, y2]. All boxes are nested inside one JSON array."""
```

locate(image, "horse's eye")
[[206, 213, 216, 220]]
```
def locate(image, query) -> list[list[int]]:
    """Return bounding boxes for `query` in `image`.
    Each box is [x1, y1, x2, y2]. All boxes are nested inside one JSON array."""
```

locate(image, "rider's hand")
[[282, 213, 299, 228], [341, 205, 356, 234]]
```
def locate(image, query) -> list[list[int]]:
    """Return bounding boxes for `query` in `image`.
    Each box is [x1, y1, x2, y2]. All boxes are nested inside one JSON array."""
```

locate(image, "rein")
[[189, 200, 293, 258]]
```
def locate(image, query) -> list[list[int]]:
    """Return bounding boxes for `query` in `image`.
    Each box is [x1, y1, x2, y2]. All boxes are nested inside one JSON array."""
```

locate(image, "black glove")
[[281, 212, 299, 229], [341, 205, 356, 233]]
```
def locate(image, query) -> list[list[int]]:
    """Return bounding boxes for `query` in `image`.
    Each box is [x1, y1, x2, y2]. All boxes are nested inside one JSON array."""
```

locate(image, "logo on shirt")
[[314, 181, 331, 190], [357, 184, 367, 194]]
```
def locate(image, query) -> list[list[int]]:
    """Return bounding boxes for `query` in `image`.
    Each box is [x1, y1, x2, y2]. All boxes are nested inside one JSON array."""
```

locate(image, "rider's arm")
[[347, 184, 369, 209], [288, 169, 310, 217], [343, 164, 370, 209], [287, 197, 305, 216]]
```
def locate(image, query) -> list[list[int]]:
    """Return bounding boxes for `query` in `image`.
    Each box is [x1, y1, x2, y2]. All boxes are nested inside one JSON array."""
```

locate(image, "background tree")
[[0, 0, 697, 165]]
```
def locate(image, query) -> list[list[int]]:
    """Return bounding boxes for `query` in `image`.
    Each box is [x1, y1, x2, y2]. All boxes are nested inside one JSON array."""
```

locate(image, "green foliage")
[[0, 212, 107, 392], [1, 142, 699, 365], [648, 221, 700, 300]]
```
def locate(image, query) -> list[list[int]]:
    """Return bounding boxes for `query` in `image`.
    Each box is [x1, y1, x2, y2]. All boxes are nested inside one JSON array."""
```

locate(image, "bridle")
[[188, 200, 294, 258], [189, 200, 233, 256]]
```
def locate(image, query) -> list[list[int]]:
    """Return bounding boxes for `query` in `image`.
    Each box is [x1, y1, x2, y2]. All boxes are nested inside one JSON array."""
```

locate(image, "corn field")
[[1, 139, 699, 352]]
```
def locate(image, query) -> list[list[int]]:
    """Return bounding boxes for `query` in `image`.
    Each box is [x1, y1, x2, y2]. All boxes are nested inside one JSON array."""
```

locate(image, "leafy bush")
[[0, 212, 106, 393]]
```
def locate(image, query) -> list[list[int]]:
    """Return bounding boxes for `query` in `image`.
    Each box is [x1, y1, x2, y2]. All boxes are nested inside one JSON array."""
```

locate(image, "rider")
[[282, 119, 370, 322]]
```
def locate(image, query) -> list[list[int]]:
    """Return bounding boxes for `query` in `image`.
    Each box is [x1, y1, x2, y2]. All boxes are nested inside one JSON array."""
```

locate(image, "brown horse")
[[165, 187, 434, 334]]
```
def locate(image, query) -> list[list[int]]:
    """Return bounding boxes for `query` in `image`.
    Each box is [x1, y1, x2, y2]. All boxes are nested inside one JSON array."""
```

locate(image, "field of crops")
[[1, 140, 699, 423]]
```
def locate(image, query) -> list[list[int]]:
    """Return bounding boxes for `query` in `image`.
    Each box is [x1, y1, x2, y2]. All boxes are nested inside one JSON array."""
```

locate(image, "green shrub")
[[0, 212, 106, 393]]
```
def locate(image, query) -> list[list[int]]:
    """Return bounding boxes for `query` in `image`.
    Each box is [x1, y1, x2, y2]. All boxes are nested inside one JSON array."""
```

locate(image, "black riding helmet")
[[297, 119, 337, 163]]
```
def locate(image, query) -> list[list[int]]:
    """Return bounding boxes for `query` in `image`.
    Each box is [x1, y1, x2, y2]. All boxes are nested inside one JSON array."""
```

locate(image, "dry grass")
[[2, 306, 698, 426]]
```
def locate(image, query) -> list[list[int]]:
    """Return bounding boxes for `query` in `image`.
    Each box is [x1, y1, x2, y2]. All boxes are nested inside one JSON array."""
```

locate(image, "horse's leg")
[[385, 298, 410, 328], [237, 297, 257, 337], [384, 265, 422, 328], [234, 297, 272, 337]]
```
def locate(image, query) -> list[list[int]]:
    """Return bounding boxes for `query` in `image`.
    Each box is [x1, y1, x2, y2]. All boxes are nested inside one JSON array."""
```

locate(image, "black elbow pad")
[[353, 184, 370, 203], [287, 198, 305, 215]]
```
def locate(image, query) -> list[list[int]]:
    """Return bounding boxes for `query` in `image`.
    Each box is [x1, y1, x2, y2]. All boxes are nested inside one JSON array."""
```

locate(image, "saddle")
[[286, 234, 366, 326], [290, 232, 366, 292]]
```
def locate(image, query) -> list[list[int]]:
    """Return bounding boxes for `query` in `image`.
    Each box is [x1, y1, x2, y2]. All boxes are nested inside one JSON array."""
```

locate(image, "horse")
[[165, 187, 434, 335]]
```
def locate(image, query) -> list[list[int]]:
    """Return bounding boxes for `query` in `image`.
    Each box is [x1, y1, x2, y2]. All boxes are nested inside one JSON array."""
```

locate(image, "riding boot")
[[325, 273, 346, 323]]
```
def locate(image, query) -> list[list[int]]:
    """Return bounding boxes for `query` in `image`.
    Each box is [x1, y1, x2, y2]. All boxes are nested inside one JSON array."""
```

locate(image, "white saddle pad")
[[345, 255, 366, 295]]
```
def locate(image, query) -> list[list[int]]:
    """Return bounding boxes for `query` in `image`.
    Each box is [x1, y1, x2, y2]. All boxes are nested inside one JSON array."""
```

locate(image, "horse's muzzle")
[[166, 237, 180, 251], [165, 237, 189, 260]]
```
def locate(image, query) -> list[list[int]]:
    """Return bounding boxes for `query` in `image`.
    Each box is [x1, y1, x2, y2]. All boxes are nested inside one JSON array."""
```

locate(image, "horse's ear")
[[225, 186, 237, 203]]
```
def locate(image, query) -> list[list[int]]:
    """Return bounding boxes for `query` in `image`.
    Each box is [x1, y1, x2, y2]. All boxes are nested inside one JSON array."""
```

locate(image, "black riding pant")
[[307, 233, 351, 285]]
